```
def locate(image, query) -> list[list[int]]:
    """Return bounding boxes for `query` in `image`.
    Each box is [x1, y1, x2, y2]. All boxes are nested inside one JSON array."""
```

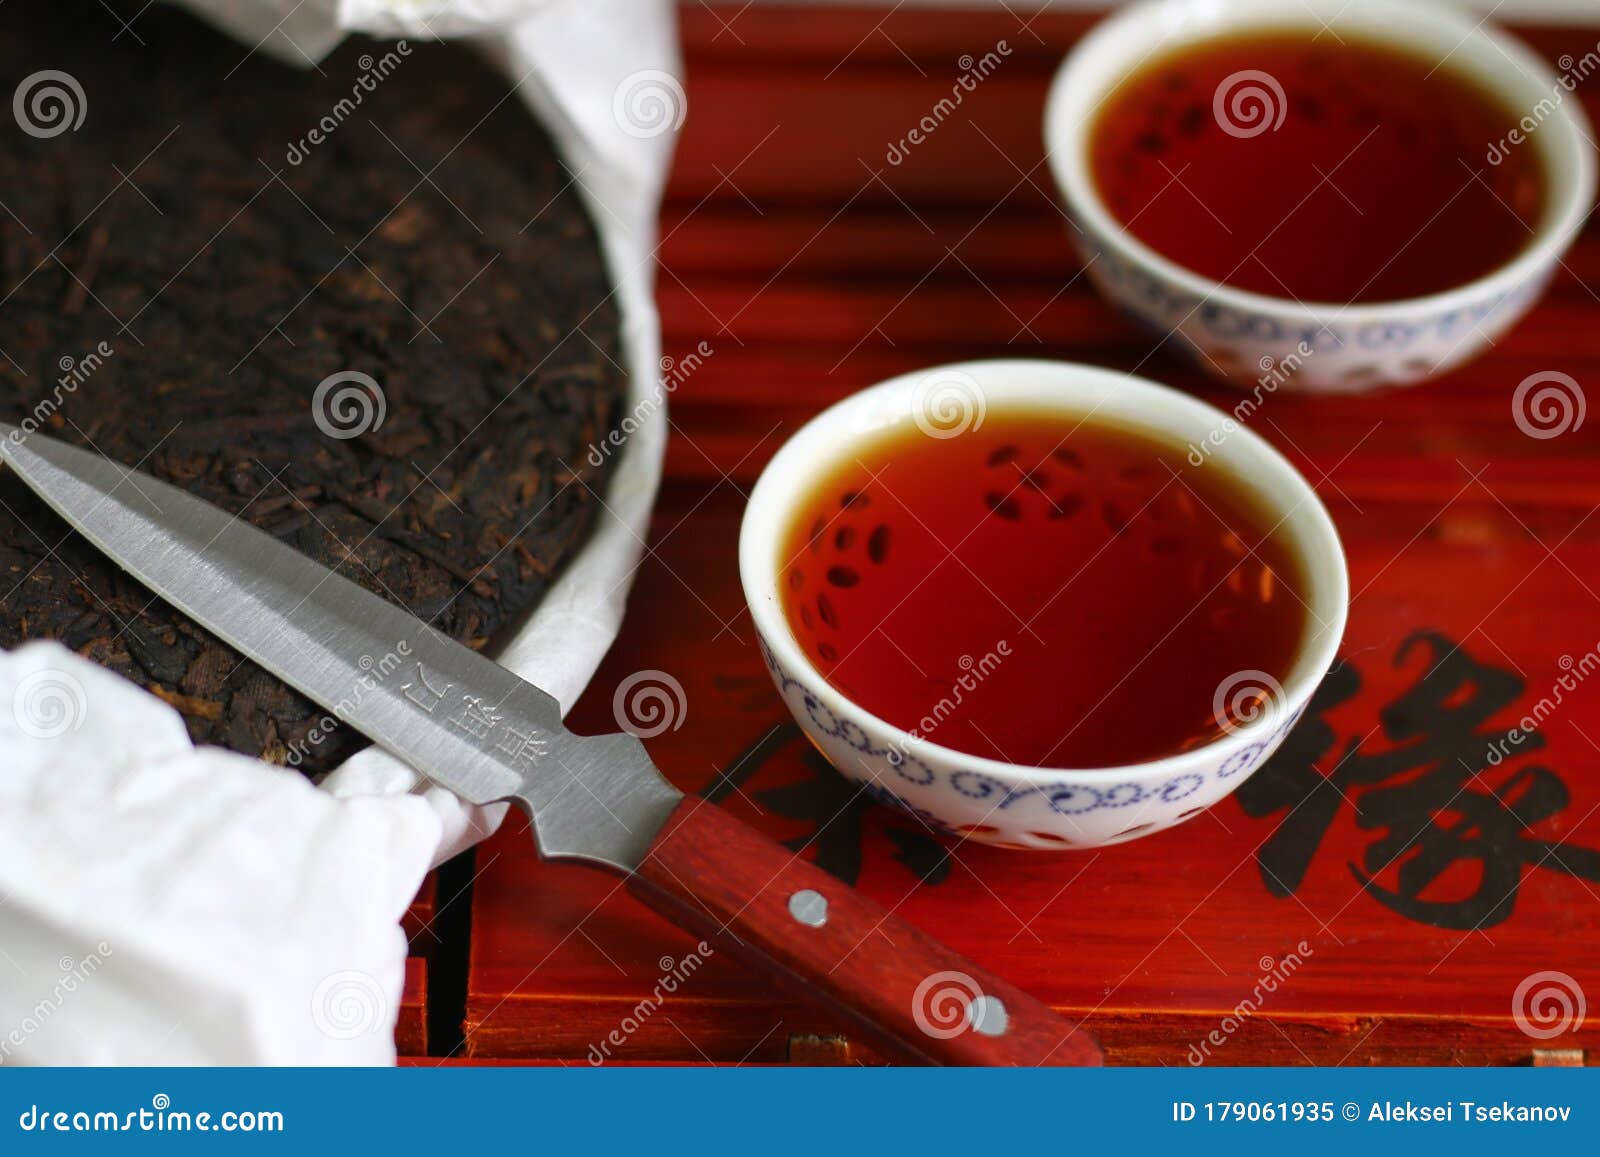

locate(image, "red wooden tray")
[[459, 3, 1600, 1065]]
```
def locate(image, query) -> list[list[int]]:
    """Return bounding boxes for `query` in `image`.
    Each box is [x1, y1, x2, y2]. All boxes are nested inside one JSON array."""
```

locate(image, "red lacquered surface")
[[459, 5, 1600, 1065]]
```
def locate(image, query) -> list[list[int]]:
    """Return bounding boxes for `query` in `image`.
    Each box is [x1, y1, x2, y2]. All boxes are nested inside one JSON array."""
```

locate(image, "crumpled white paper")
[[0, 643, 439, 1065], [0, 0, 677, 1063]]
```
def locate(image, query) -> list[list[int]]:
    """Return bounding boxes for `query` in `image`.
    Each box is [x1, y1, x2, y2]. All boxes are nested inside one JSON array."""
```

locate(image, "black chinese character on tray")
[[1238, 629, 1600, 929]]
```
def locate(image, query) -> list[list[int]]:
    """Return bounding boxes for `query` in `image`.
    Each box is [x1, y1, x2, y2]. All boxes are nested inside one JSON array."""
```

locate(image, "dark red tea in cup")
[[1088, 31, 1547, 303], [778, 411, 1310, 768]]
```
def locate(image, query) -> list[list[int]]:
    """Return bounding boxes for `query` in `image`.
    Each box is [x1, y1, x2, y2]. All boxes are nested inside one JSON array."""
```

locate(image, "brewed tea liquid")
[[1089, 32, 1546, 302], [778, 412, 1309, 768]]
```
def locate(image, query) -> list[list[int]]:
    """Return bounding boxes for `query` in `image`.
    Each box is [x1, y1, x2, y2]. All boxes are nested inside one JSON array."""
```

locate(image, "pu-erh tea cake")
[[0, 1, 627, 774]]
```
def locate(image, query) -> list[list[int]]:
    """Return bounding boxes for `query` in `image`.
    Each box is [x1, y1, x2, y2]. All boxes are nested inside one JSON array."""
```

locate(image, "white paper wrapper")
[[0, 0, 677, 1063], [0, 643, 438, 1065]]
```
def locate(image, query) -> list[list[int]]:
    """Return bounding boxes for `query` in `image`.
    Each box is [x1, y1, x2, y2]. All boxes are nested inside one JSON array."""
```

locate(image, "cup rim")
[[738, 358, 1350, 787], [1043, 0, 1598, 321]]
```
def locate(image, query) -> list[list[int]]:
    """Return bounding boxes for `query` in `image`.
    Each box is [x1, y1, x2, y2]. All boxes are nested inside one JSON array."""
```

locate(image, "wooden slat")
[[396, 956, 429, 1058]]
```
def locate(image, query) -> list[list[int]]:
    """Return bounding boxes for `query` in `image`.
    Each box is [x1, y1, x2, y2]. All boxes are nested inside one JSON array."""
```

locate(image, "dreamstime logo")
[[283, 640, 413, 769], [310, 970, 387, 1040], [1, 941, 112, 1063], [11, 669, 87, 740], [911, 369, 986, 439], [285, 42, 411, 165], [885, 40, 1012, 165], [1212, 669, 1285, 735], [1512, 970, 1586, 1040], [1185, 340, 1314, 466], [1484, 642, 1600, 767], [613, 70, 687, 139], [1187, 942, 1312, 1065], [1512, 370, 1585, 440], [911, 971, 1005, 1040], [312, 370, 386, 440], [5, 339, 113, 449], [1487, 39, 1600, 165], [1213, 70, 1286, 139], [612, 669, 687, 739], [896, 642, 1011, 754], [13, 70, 86, 139], [588, 340, 714, 468], [587, 942, 714, 1065]]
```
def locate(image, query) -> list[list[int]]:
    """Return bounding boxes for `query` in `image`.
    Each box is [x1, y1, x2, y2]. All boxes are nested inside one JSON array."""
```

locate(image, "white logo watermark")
[[588, 341, 713, 468], [1512, 970, 1586, 1040], [286, 44, 411, 165], [885, 41, 1012, 165], [612, 670, 688, 739], [1212, 669, 1286, 736], [1, 942, 112, 1063], [312, 370, 386, 440], [11, 669, 87, 740], [587, 944, 714, 1064], [13, 71, 86, 139], [613, 70, 687, 139], [310, 970, 387, 1040], [911, 970, 999, 1040], [911, 368, 986, 440], [1187, 943, 1312, 1065], [1213, 70, 1287, 139], [1512, 370, 1584, 440]]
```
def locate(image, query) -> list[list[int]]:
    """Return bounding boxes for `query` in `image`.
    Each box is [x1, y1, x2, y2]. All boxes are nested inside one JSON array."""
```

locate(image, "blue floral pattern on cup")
[[1071, 225, 1551, 393], [757, 635, 1303, 844]]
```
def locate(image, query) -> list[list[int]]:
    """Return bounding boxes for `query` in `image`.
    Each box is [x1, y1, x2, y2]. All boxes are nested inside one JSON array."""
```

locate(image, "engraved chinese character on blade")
[[451, 694, 503, 741], [494, 720, 552, 768], [401, 663, 451, 714], [401, 664, 554, 772]]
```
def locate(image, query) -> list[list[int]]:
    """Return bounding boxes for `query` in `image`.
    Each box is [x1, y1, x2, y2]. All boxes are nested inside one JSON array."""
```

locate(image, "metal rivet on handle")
[[787, 889, 828, 928], [970, 994, 1009, 1037]]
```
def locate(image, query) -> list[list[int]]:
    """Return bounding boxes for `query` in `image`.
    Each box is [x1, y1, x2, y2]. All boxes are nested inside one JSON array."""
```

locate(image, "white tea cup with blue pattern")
[[739, 359, 1347, 850], [1044, 0, 1595, 393]]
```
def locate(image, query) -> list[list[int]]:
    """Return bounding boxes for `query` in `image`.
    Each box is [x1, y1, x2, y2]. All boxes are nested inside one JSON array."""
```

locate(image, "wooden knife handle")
[[627, 796, 1103, 1066]]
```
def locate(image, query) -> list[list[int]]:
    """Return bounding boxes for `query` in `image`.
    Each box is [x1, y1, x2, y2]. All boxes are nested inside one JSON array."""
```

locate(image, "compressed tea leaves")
[[0, 2, 627, 775]]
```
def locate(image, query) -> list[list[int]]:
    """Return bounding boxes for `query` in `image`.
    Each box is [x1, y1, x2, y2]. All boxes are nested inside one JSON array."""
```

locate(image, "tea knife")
[[0, 427, 1101, 1066]]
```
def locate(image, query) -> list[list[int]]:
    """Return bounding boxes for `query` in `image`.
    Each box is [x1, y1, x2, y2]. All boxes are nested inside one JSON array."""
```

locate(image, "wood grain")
[[629, 796, 1102, 1065], [397, 956, 428, 1058]]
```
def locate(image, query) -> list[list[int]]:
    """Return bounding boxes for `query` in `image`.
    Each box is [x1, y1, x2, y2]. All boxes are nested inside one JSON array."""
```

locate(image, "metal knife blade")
[[0, 426, 681, 871]]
